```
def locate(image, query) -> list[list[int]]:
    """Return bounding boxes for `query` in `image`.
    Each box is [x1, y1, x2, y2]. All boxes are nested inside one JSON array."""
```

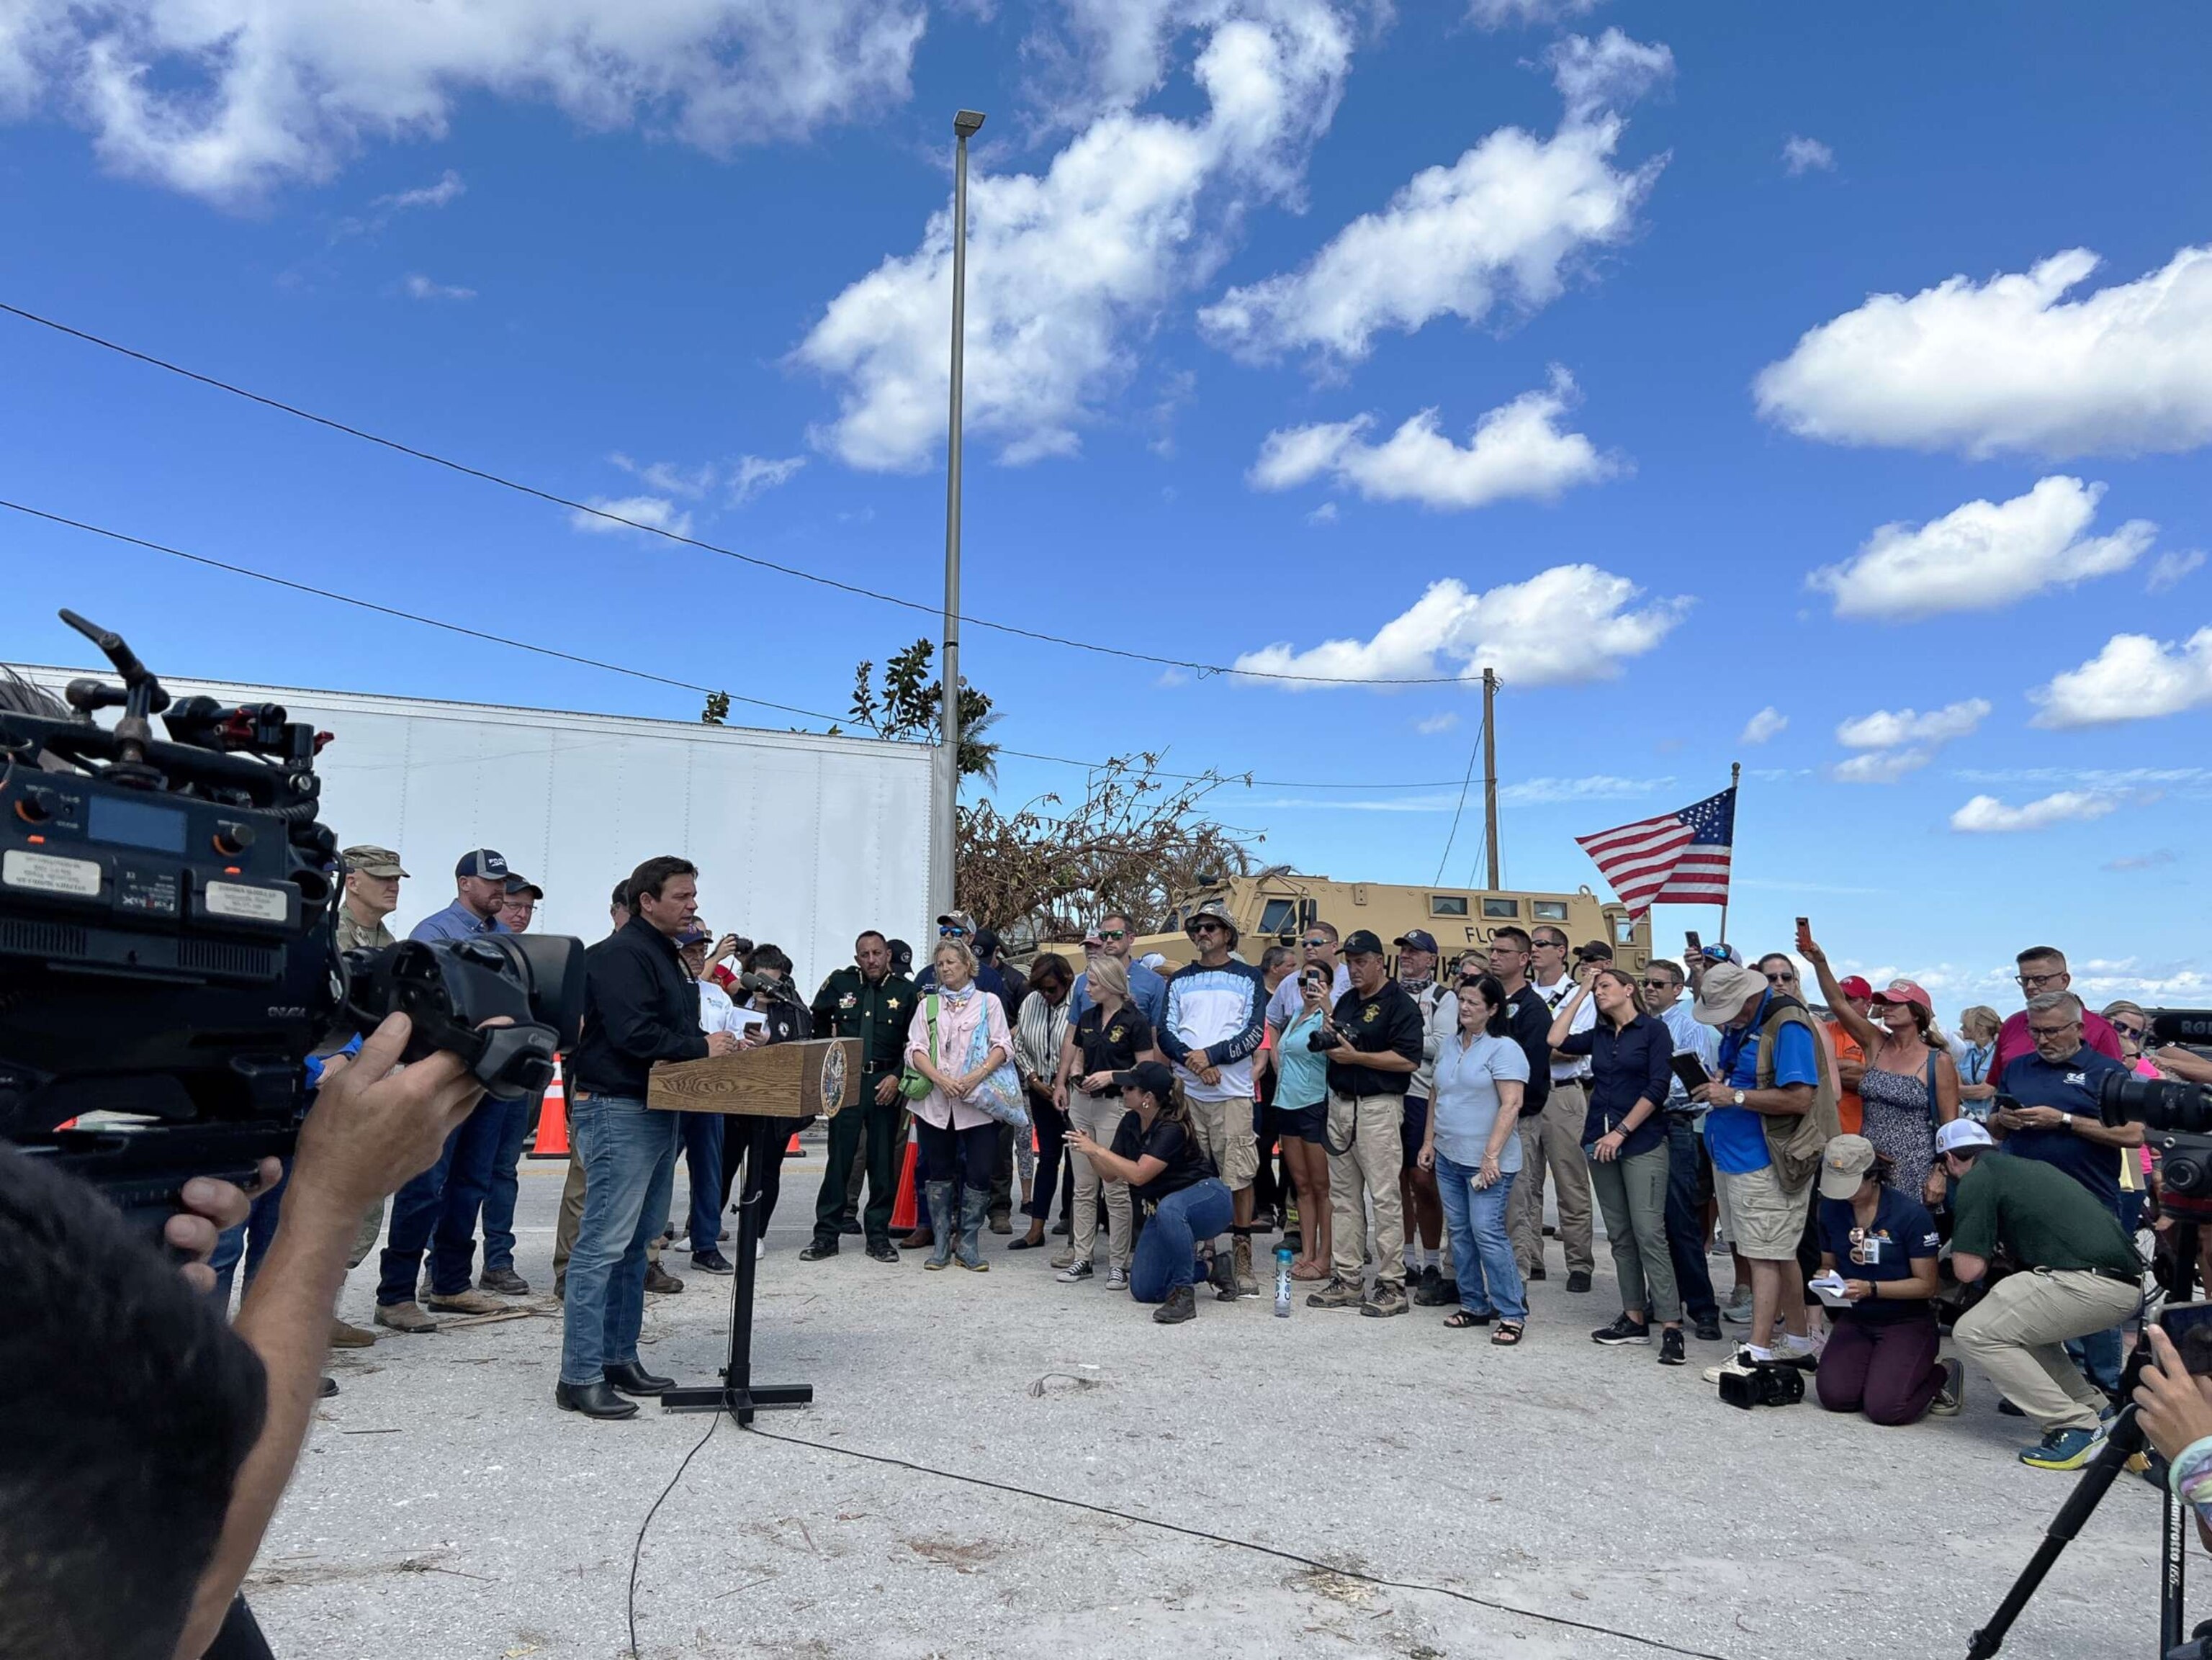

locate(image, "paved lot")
[[252, 1147, 2177, 1659]]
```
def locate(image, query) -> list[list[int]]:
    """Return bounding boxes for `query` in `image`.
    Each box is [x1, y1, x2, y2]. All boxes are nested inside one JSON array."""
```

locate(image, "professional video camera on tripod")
[[1, 609, 585, 1232], [1971, 1013, 2212, 1660]]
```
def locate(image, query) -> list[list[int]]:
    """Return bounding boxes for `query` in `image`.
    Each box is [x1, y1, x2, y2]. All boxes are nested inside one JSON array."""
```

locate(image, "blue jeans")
[[680, 1111, 727, 1252], [209, 1165, 289, 1309], [559, 1093, 681, 1386], [477, 1093, 538, 1274], [377, 1096, 508, 1305], [1130, 1178, 1233, 1304], [1663, 1117, 1719, 1322], [1435, 1154, 1526, 1322]]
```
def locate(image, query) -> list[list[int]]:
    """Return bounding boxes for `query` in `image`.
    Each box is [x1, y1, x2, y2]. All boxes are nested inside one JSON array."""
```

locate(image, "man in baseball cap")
[[500, 875, 543, 934]]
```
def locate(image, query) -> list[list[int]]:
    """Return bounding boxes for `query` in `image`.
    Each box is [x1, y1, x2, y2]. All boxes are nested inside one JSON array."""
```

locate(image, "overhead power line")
[[0, 497, 1469, 795], [0, 298, 1482, 688]]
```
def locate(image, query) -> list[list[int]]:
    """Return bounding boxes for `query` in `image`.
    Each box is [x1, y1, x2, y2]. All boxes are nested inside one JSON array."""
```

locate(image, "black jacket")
[[1503, 984, 1555, 1119], [572, 916, 709, 1097]]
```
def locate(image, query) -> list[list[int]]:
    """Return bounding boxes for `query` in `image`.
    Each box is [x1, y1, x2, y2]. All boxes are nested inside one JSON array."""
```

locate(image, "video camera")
[[2093, 1010, 2212, 1212], [0, 610, 585, 1244]]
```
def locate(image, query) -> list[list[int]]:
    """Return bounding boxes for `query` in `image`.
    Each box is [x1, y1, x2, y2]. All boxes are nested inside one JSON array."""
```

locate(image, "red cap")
[[1873, 978, 1932, 1012], [1835, 975, 1874, 1001]]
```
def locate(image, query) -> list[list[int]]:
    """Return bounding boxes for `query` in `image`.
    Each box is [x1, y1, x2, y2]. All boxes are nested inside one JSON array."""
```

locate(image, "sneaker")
[[1658, 1327, 1686, 1367], [1592, 1314, 1653, 1346], [2020, 1425, 2106, 1471], [1411, 1265, 1452, 1307], [1721, 1289, 1753, 1325], [755, 1239, 765, 1261], [1692, 1316, 1725, 1343], [1153, 1284, 1197, 1325], [1105, 1266, 1129, 1291], [798, 1240, 840, 1262], [644, 1263, 685, 1296], [479, 1267, 531, 1296], [866, 1241, 901, 1263], [1566, 1270, 1593, 1294], [1056, 1260, 1095, 1284], [1930, 1358, 1966, 1417], [424, 1286, 505, 1315], [374, 1300, 439, 1334], [1776, 1335, 1820, 1372], [1307, 1277, 1363, 1310], [1359, 1284, 1410, 1318], [691, 1250, 735, 1276]]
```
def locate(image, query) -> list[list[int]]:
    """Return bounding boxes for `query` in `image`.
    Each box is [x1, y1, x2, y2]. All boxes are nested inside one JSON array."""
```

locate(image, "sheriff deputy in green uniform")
[[331, 844, 408, 1346], [801, 929, 919, 1263]]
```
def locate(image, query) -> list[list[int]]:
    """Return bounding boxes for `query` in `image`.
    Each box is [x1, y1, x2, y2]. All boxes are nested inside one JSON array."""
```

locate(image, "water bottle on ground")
[[1274, 1244, 1294, 1317]]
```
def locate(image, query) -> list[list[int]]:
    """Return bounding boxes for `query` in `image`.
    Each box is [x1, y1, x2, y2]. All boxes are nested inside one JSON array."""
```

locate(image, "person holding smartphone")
[[1274, 963, 1336, 1282]]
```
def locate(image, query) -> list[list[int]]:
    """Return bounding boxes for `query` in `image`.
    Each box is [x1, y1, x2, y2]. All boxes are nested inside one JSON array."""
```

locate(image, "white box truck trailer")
[[10, 667, 937, 992]]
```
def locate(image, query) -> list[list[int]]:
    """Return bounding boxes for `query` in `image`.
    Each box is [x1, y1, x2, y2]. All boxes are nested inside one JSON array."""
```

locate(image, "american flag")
[[1575, 788, 1736, 919]]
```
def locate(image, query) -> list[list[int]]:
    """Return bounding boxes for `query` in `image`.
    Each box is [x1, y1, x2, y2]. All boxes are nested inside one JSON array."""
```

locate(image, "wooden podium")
[[644, 1037, 858, 1423]]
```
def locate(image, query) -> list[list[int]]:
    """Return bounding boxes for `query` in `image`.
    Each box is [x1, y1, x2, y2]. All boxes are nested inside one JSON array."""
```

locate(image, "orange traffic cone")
[[786, 1129, 803, 1155], [529, 1056, 570, 1158], [889, 1123, 920, 1231]]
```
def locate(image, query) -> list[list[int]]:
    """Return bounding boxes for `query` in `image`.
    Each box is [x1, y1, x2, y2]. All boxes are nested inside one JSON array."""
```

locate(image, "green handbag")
[[898, 993, 939, 1101]]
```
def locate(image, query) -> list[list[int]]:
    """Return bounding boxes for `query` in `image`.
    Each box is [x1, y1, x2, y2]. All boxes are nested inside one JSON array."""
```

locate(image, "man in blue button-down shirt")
[[375, 849, 518, 1332]]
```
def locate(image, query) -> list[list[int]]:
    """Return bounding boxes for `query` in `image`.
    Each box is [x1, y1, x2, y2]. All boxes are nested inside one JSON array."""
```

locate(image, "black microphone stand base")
[[660, 1125, 813, 1427]]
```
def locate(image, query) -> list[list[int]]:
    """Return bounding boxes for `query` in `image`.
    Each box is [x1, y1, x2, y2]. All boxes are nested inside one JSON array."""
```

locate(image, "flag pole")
[[1717, 760, 1741, 946]]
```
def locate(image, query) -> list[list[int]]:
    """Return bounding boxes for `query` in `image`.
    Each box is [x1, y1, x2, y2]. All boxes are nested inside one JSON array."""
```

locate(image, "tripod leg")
[[1967, 1410, 2145, 1660]]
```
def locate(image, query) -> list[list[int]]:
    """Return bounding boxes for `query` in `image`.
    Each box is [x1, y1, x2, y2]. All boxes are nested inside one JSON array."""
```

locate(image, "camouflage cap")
[[341, 844, 409, 878]]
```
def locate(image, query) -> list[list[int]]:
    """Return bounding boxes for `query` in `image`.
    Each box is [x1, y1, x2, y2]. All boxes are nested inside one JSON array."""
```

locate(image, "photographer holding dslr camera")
[[0, 615, 582, 1658]]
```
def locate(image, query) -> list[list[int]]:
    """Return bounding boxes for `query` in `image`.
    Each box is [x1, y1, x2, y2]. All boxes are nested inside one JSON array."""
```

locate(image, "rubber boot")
[[956, 1187, 990, 1272], [923, 1183, 958, 1269]]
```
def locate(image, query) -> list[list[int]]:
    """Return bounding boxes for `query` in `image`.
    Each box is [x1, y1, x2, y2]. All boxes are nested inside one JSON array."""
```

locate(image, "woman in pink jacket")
[[907, 937, 1015, 1272]]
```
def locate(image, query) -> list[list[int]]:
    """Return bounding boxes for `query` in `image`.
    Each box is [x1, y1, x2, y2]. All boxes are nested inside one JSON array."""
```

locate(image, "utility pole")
[[935, 109, 985, 922], [1482, 667, 1501, 889]]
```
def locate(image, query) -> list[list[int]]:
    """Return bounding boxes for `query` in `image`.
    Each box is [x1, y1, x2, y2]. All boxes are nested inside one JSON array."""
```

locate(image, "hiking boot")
[[644, 1262, 684, 1295], [1658, 1327, 1686, 1367], [1153, 1284, 1197, 1325], [374, 1300, 439, 1334], [1359, 1283, 1410, 1318], [1930, 1358, 1966, 1418], [1208, 1248, 1241, 1303], [1231, 1235, 1259, 1298], [1591, 1314, 1653, 1346], [330, 1317, 379, 1349], [479, 1267, 530, 1296], [1306, 1277, 1363, 1310], [2020, 1425, 2106, 1471], [1566, 1270, 1593, 1294], [426, 1286, 505, 1315], [1411, 1265, 1452, 1307]]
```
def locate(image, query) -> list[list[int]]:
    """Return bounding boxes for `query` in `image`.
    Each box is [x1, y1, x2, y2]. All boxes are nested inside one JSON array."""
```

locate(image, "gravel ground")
[[249, 1145, 2179, 1660]]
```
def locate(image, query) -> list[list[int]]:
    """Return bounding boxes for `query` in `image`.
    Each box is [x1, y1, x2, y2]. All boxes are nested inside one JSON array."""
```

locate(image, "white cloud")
[[610, 450, 804, 507], [1780, 135, 1833, 176], [1231, 563, 1687, 690], [568, 494, 694, 538], [376, 169, 464, 212], [1498, 773, 1671, 804], [1197, 30, 1665, 365], [2149, 549, 2206, 593], [1833, 747, 1934, 785], [1414, 711, 1460, 735], [1739, 705, 1787, 745], [0, 1, 927, 203], [402, 273, 475, 301], [1809, 477, 2156, 621], [1949, 791, 2121, 834], [1754, 245, 2212, 458], [1835, 699, 1991, 749], [729, 454, 806, 504], [2030, 629, 2212, 729], [1545, 27, 1671, 125], [2105, 849, 2177, 872], [1305, 501, 1339, 525], [1465, 0, 1600, 27], [795, 1, 1356, 470], [1248, 370, 1616, 510]]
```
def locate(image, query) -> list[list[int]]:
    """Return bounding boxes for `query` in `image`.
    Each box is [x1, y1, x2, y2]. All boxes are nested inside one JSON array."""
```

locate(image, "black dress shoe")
[[556, 1380, 639, 1419], [603, 1361, 675, 1397], [798, 1240, 840, 1261], [866, 1240, 901, 1263]]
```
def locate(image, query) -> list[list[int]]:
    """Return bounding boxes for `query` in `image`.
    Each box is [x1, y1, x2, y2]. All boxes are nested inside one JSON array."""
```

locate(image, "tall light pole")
[[935, 108, 985, 924]]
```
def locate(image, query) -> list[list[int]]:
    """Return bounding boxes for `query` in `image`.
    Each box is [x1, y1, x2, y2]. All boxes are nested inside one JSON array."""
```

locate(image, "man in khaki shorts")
[[1159, 900, 1267, 1296]]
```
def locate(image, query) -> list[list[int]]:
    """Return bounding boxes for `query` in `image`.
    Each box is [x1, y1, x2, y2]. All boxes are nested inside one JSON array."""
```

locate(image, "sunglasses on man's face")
[[1191, 921, 1226, 935], [1099, 928, 1127, 941], [1640, 977, 1673, 989], [1301, 937, 1331, 948], [940, 925, 967, 937]]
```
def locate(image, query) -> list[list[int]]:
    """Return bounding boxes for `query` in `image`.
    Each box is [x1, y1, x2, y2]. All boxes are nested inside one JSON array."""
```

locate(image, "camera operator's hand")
[[706, 1029, 743, 1058], [2135, 1326, 2212, 1465], [291, 1013, 487, 1214], [166, 1160, 282, 1295]]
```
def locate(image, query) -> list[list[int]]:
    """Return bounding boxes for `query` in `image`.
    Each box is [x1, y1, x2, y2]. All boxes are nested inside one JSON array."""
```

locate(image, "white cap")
[[1935, 1118, 1995, 1155]]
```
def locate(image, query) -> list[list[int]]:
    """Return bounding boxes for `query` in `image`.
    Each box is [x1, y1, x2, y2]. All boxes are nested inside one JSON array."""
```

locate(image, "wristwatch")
[[1732, 1088, 1745, 1106]]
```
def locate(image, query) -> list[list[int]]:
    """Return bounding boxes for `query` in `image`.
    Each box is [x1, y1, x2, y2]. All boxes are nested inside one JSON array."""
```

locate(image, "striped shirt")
[[1015, 989, 1072, 1086]]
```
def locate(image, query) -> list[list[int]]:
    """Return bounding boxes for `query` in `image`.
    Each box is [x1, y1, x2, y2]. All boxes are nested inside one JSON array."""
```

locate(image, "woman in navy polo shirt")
[[1549, 965, 1683, 1365], [1813, 1134, 1959, 1425]]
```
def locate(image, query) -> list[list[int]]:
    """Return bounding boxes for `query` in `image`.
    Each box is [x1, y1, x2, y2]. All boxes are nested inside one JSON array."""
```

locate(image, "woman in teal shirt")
[[1275, 967, 1334, 1282]]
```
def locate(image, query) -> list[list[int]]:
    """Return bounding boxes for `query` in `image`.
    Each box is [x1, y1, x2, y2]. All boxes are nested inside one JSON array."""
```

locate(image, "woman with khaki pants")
[[1053, 956, 1156, 1289]]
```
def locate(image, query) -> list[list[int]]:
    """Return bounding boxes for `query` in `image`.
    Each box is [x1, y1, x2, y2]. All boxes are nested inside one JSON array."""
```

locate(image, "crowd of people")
[[211, 847, 2201, 1472]]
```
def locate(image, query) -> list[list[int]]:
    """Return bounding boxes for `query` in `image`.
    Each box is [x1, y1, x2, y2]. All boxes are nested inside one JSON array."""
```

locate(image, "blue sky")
[[4, 1, 2210, 1018]]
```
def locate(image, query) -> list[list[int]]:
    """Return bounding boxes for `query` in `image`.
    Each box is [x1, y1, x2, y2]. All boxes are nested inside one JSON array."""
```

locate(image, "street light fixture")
[[935, 109, 984, 922]]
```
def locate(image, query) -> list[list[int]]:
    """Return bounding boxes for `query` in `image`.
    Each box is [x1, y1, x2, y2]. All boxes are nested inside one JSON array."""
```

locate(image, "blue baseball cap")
[[455, 849, 511, 881]]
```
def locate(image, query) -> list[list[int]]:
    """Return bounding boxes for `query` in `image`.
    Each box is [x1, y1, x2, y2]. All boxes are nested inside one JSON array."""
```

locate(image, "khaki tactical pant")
[[1326, 1091, 1405, 1292], [1954, 1268, 2141, 1433], [1509, 1081, 1595, 1276]]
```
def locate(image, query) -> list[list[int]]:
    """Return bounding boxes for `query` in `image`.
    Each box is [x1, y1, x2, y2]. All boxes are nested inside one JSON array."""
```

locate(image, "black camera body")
[[1, 610, 583, 1242], [1717, 1357, 1805, 1409], [1307, 1025, 1338, 1052]]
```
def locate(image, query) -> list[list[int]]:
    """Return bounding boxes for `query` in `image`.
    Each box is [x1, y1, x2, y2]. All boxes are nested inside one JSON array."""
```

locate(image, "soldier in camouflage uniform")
[[331, 844, 408, 1346]]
